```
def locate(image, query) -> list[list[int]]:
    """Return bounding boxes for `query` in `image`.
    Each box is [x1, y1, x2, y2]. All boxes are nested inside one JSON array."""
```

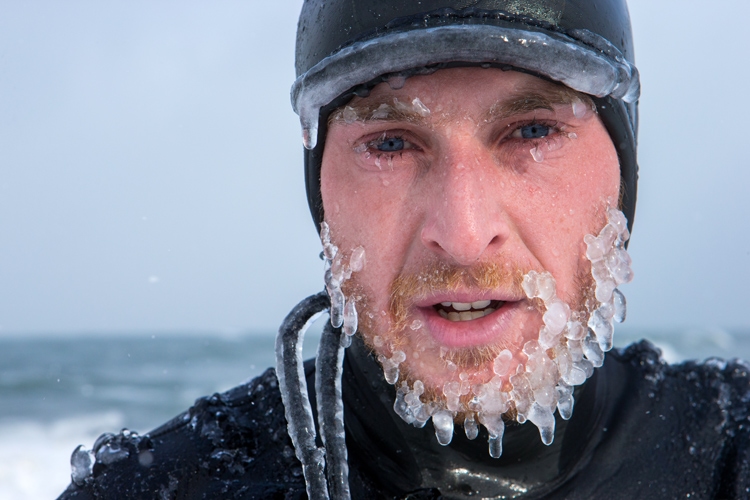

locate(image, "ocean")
[[2, 326, 748, 499]]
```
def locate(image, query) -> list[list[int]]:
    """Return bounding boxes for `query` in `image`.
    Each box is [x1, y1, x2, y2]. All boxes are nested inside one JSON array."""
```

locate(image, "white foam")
[[0, 411, 125, 500]]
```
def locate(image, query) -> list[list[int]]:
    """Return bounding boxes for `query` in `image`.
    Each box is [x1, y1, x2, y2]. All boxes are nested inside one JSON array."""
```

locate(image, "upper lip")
[[413, 289, 524, 308]]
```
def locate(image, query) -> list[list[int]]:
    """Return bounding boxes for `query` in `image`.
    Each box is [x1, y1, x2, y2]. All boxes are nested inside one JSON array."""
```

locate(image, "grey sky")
[[0, 1, 748, 335]]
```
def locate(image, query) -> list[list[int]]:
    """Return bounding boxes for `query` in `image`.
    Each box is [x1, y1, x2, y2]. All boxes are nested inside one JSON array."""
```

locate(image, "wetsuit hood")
[[293, 0, 640, 236]]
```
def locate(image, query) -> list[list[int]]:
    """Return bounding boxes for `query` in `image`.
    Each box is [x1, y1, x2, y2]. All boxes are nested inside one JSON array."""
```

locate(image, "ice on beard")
[[492, 349, 513, 376], [393, 384, 413, 424], [510, 371, 533, 419], [588, 309, 614, 352], [343, 299, 357, 336], [443, 381, 462, 412], [329, 288, 345, 328], [613, 288, 626, 323], [522, 269, 557, 303], [379, 350, 405, 385], [563, 364, 587, 386], [564, 320, 585, 341], [567, 338, 584, 362], [321, 222, 363, 337], [543, 300, 570, 335], [384, 209, 633, 459], [464, 413, 479, 440], [432, 410, 455, 446], [553, 344, 573, 382], [478, 412, 505, 458], [527, 402, 555, 445], [582, 332, 605, 367], [556, 384, 575, 420], [473, 379, 510, 415]]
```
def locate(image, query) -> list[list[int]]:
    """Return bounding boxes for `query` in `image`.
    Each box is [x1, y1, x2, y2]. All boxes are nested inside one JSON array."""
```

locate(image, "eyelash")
[[506, 119, 559, 140], [353, 120, 572, 168], [355, 131, 417, 163]]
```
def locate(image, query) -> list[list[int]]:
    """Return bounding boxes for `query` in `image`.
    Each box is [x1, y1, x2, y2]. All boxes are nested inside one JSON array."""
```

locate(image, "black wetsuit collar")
[[341, 335, 621, 499]]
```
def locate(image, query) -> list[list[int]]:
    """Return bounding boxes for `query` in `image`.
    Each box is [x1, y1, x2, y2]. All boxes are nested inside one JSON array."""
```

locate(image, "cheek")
[[508, 134, 620, 293], [321, 162, 396, 318]]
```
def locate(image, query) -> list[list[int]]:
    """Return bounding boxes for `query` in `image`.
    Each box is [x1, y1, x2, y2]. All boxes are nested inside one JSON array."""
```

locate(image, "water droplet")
[[70, 445, 94, 485], [388, 75, 406, 90], [572, 99, 588, 119], [411, 97, 431, 116], [530, 146, 544, 162]]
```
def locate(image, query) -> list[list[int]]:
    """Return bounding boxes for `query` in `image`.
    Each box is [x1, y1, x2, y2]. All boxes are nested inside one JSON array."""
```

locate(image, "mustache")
[[388, 261, 529, 330]]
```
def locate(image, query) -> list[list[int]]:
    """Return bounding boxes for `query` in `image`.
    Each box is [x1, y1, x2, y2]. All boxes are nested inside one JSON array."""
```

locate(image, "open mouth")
[[433, 300, 505, 322]]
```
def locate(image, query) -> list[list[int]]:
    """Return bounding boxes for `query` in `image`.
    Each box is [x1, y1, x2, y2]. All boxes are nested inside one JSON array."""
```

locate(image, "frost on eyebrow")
[[483, 86, 595, 124], [329, 97, 431, 126]]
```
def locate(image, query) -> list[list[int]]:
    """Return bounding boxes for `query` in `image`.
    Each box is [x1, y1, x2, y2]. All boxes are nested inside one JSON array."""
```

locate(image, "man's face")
[[321, 68, 620, 401]]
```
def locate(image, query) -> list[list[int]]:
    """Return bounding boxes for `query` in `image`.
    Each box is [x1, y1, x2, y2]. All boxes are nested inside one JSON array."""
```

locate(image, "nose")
[[420, 151, 510, 266]]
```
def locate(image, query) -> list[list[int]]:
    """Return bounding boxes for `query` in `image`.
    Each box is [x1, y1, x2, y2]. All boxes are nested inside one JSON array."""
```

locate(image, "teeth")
[[441, 300, 491, 311], [438, 307, 495, 322]]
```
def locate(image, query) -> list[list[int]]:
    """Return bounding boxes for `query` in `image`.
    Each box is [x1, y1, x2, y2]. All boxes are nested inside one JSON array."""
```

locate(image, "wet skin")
[[321, 68, 620, 393]]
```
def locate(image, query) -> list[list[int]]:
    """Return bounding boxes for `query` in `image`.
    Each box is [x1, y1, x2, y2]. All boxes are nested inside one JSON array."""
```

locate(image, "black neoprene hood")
[[293, 0, 640, 235]]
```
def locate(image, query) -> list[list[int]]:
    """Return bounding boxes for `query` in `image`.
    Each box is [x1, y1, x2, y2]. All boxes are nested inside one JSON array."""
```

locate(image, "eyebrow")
[[483, 86, 588, 123], [329, 83, 592, 126], [329, 97, 430, 126]]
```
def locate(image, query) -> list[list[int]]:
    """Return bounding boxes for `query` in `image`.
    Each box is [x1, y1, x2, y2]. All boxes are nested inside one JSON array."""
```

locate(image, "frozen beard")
[[331, 208, 633, 458]]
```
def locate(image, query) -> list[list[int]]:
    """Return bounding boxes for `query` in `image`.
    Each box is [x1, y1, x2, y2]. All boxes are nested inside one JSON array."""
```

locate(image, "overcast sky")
[[0, 0, 748, 336]]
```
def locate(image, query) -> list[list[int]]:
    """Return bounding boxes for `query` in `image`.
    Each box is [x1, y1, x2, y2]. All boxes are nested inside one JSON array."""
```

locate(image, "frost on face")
[[383, 208, 633, 457], [321, 222, 365, 342], [379, 350, 406, 385], [330, 97, 431, 126]]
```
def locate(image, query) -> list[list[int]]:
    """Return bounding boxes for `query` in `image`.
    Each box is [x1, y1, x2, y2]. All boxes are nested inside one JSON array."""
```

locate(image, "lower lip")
[[417, 303, 520, 349]]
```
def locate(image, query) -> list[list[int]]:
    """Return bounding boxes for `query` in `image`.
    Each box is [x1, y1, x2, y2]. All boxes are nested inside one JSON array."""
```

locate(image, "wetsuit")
[[58, 338, 750, 499]]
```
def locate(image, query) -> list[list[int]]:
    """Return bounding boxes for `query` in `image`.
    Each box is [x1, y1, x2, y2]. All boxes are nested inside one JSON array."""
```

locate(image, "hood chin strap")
[[276, 291, 353, 500]]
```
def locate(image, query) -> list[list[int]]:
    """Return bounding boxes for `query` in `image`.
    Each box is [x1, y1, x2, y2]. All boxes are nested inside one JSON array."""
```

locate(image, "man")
[[59, 1, 750, 498]]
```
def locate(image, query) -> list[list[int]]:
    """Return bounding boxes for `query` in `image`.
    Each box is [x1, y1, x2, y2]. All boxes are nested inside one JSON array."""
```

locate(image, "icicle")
[[432, 410, 455, 445], [276, 291, 331, 500], [478, 413, 505, 458], [316, 322, 351, 500], [464, 413, 479, 440], [342, 299, 357, 336], [556, 384, 575, 420], [613, 288, 627, 323], [527, 402, 556, 445], [329, 288, 345, 328], [303, 122, 318, 150]]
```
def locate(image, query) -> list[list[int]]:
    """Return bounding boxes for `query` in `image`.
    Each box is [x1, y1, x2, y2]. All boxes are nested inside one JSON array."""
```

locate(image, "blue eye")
[[377, 137, 405, 152], [520, 124, 550, 139]]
